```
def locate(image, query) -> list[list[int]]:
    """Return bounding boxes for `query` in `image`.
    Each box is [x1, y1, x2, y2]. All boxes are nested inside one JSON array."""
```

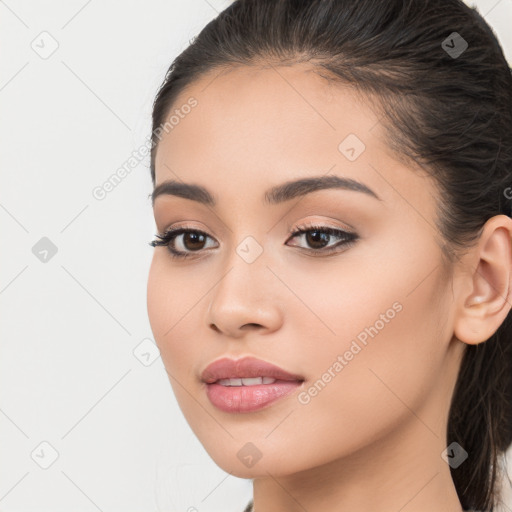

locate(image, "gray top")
[[243, 500, 478, 511]]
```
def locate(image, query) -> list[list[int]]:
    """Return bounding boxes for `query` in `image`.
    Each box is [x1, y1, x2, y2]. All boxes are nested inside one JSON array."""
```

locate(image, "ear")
[[454, 215, 512, 346]]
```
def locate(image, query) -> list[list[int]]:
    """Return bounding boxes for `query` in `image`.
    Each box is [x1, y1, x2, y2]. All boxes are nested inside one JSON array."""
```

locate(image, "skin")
[[146, 62, 512, 512]]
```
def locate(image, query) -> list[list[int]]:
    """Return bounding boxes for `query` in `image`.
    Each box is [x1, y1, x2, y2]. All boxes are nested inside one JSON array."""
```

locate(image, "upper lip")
[[201, 356, 305, 384]]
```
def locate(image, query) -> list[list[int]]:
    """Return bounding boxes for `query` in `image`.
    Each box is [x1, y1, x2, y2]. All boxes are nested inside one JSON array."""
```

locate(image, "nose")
[[205, 257, 284, 339]]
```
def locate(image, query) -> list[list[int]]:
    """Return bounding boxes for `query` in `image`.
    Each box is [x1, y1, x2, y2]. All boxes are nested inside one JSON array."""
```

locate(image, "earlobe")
[[453, 215, 512, 346]]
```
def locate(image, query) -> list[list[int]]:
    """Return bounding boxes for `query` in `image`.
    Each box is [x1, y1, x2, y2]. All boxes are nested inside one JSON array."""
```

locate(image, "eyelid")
[[285, 217, 355, 236], [286, 222, 357, 248]]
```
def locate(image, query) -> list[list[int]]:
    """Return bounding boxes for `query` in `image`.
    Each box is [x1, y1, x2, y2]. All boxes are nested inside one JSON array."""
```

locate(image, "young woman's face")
[[147, 63, 465, 477]]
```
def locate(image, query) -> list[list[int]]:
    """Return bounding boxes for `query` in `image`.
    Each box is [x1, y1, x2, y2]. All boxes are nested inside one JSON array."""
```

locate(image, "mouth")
[[214, 376, 280, 386], [201, 356, 305, 413], [201, 355, 305, 383]]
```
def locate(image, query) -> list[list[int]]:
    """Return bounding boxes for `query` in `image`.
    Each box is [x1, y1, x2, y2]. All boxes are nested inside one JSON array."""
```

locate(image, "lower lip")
[[205, 380, 303, 413]]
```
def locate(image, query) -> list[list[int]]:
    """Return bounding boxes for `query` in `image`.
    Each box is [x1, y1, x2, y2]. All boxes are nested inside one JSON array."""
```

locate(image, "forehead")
[[153, 63, 435, 215], [155, 63, 380, 172]]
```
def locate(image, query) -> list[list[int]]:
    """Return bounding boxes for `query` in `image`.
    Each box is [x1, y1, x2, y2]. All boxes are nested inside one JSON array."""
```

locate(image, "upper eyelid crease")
[[150, 175, 382, 207]]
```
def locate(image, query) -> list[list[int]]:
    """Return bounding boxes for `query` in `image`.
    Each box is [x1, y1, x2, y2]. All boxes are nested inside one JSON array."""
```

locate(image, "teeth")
[[217, 377, 277, 386]]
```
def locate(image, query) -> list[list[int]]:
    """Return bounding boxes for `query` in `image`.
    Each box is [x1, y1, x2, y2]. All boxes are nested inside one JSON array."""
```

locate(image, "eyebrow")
[[150, 175, 381, 207]]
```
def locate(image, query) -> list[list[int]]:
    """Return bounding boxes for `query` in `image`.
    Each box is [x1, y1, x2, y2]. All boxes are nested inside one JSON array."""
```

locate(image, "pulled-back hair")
[[149, 1, 512, 509]]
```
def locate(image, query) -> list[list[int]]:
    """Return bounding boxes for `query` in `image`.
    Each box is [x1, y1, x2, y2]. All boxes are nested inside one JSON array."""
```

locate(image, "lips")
[[200, 356, 305, 384], [201, 356, 305, 413]]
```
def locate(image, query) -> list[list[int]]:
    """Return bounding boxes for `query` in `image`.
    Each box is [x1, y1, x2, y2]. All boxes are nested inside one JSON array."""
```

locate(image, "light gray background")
[[1, 1, 511, 511]]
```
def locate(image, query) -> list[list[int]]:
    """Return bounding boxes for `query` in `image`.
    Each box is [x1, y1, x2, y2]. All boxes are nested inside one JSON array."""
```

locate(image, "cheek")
[[147, 257, 204, 424], [147, 255, 170, 340], [294, 261, 448, 455], [147, 255, 192, 367]]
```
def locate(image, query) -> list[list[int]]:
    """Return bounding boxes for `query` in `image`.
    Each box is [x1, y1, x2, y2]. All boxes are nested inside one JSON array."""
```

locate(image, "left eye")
[[149, 224, 359, 259], [286, 224, 358, 253]]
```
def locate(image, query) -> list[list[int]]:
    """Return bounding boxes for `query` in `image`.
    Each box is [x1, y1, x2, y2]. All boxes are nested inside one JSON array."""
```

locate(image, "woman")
[[146, 0, 512, 510]]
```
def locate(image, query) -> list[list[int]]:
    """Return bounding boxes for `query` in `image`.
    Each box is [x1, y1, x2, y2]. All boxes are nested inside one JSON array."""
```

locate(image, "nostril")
[[241, 323, 262, 329]]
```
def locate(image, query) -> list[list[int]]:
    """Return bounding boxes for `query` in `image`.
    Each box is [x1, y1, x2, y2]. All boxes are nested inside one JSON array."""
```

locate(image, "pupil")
[[185, 233, 205, 250], [307, 231, 329, 249]]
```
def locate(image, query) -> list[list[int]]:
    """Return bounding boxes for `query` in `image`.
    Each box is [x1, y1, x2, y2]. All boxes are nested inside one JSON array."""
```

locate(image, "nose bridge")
[[213, 232, 270, 304]]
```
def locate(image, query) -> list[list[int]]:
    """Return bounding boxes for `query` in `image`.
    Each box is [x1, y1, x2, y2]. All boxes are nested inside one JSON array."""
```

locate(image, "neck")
[[251, 406, 464, 512]]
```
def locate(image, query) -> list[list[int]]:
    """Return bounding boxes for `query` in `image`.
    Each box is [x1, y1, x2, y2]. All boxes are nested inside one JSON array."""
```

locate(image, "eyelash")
[[149, 223, 359, 260]]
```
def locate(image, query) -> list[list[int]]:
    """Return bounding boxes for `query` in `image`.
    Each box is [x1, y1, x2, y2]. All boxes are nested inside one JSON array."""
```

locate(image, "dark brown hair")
[[149, 1, 512, 509]]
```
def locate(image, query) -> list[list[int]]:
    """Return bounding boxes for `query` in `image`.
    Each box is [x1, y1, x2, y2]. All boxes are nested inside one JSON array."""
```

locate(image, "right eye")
[[149, 227, 218, 259]]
